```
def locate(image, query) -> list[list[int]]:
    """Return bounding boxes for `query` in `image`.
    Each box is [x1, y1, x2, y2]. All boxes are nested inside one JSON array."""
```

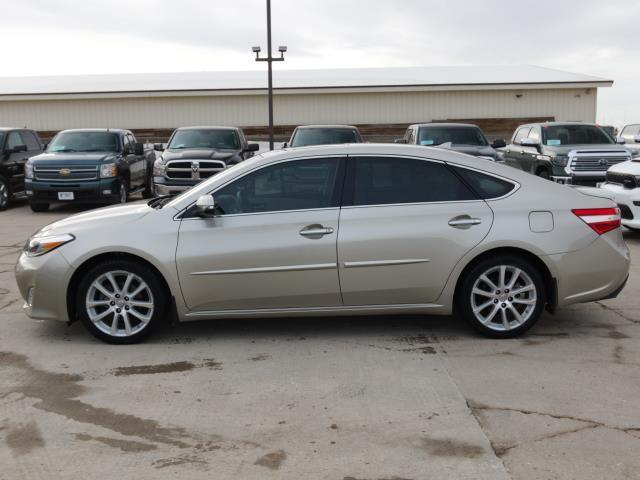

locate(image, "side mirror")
[[520, 138, 540, 147], [134, 142, 144, 155], [154, 143, 165, 151], [282, 142, 288, 148], [634, 135, 640, 144], [394, 139, 407, 144], [196, 194, 216, 217], [617, 138, 626, 145], [491, 138, 507, 149], [245, 143, 259, 152], [9, 144, 27, 153]]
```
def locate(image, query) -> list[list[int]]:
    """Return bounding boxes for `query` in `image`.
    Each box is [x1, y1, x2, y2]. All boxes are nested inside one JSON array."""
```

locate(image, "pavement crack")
[[0, 299, 19, 311], [596, 301, 640, 324]]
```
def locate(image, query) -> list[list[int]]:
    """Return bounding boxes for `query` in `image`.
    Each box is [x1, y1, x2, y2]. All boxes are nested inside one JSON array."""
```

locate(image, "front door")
[[176, 156, 345, 312], [337, 155, 493, 305]]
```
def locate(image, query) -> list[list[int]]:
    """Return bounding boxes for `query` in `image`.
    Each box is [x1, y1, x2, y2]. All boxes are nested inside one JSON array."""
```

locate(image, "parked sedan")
[[15, 144, 629, 343], [284, 125, 363, 148]]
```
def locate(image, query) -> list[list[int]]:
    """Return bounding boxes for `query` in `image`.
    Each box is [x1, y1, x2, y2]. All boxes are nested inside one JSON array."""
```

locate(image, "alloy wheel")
[[0, 181, 8, 209], [470, 265, 537, 332], [85, 270, 154, 337]]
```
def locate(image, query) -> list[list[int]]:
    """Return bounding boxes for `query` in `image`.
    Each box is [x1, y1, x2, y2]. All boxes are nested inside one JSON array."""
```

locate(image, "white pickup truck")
[[600, 159, 640, 231]]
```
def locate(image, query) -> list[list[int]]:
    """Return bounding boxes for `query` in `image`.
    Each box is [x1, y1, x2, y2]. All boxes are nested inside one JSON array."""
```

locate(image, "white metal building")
[[0, 65, 612, 140]]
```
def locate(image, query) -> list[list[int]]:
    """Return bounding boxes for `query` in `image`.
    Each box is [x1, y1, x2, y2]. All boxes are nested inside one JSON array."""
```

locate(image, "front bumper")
[[15, 250, 72, 322], [153, 177, 200, 196], [551, 174, 605, 186], [25, 178, 123, 204], [599, 182, 640, 229]]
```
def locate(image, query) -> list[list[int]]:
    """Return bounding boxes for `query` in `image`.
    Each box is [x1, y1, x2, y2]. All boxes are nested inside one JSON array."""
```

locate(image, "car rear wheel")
[[29, 202, 49, 212], [0, 177, 9, 211], [458, 255, 546, 338], [77, 260, 166, 344]]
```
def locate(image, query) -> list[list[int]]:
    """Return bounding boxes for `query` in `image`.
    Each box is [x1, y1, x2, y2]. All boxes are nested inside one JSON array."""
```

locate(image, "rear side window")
[[21, 131, 41, 151], [6, 131, 24, 149], [348, 156, 478, 206], [452, 166, 516, 199]]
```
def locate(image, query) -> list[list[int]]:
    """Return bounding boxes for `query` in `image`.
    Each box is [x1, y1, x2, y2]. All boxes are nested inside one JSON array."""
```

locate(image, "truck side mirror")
[[634, 135, 640, 144], [196, 194, 216, 217], [617, 138, 626, 144], [520, 138, 540, 147], [134, 142, 144, 155], [394, 139, 407, 144], [153, 143, 165, 151], [245, 143, 259, 152], [491, 139, 507, 149]]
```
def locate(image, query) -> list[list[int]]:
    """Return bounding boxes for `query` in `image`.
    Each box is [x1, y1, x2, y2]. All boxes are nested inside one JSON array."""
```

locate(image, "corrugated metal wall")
[[0, 87, 596, 131]]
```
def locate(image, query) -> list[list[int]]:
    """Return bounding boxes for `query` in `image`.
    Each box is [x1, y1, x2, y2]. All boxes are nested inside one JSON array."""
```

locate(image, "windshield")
[[417, 127, 488, 146], [290, 128, 361, 147], [542, 125, 614, 146], [48, 132, 120, 153], [168, 129, 240, 150]]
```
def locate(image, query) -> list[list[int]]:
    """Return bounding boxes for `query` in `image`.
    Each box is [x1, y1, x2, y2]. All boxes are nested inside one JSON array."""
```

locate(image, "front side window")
[[213, 158, 341, 215], [542, 125, 614, 146], [514, 127, 531, 145], [528, 128, 541, 142], [621, 125, 640, 139], [349, 156, 477, 206], [417, 127, 488, 147], [21, 131, 41, 151], [48, 132, 120, 153], [168, 129, 240, 150], [290, 128, 361, 147]]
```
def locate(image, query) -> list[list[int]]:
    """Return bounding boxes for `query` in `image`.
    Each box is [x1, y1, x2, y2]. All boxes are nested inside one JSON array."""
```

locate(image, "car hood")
[[433, 143, 496, 158], [30, 152, 119, 165], [607, 160, 640, 175], [36, 201, 153, 237], [162, 148, 240, 162]]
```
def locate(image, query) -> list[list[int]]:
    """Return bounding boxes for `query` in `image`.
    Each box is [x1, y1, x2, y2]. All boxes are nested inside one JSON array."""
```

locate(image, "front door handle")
[[299, 224, 334, 238], [448, 216, 482, 229]]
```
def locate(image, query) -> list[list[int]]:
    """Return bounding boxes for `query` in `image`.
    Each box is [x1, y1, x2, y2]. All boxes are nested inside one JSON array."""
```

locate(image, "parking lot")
[[1, 197, 639, 480]]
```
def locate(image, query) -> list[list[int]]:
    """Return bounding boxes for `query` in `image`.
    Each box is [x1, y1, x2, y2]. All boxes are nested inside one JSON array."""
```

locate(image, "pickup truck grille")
[[569, 150, 630, 172], [606, 171, 637, 189], [34, 166, 98, 181], [165, 160, 226, 181]]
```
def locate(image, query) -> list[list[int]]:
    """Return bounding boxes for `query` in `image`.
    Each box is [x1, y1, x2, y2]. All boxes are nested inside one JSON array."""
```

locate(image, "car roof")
[[295, 125, 359, 130], [411, 123, 480, 129], [58, 128, 128, 134], [519, 122, 600, 128], [174, 126, 240, 131]]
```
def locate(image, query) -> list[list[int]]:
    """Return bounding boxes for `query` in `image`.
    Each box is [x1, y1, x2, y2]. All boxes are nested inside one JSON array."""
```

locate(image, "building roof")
[[0, 65, 612, 98]]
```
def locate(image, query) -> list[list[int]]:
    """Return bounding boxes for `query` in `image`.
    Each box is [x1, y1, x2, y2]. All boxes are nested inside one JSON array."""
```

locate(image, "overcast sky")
[[1, 0, 638, 126]]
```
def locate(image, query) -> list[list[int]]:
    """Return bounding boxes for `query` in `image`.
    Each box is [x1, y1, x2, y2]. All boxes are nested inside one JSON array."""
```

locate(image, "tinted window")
[[290, 128, 361, 147], [6, 131, 24, 149], [452, 166, 516, 199], [417, 126, 488, 146], [542, 124, 614, 146], [621, 125, 640, 138], [514, 127, 531, 145], [213, 158, 340, 215], [169, 129, 240, 150], [350, 157, 477, 206], [122, 135, 131, 151], [48, 132, 120, 153], [21, 131, 40, 151]]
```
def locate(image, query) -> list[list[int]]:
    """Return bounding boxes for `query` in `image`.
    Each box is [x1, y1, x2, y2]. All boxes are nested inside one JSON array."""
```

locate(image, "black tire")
[[536, 169, 551, 180], [457, 255, 546, 338], [142, 172, 154, 199], [29, 202, 49, 212], [116, 178, 128, 204], [0, 176, 9, 211], [76, 259, 167, 344]]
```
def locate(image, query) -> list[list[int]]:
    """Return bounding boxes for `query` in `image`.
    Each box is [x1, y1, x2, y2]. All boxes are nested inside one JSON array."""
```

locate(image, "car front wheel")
[[76, 260, 166, 344], [458, 255, 546, 338]]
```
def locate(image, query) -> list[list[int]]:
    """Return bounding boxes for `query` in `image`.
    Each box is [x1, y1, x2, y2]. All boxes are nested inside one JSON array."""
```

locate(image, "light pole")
[[252, 0, 286, 151]]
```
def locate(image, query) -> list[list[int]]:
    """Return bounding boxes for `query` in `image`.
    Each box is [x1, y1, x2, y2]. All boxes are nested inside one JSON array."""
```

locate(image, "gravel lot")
[[1, 197, 639, 480]]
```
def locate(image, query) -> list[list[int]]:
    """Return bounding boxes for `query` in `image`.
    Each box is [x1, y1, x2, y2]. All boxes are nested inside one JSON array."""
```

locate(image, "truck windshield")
[[542, 125, 614, 146], [48, 132, 120, 153], [168, 129, 239, 150], [417, 127, 488, 146], [290, 128, 361, 147]]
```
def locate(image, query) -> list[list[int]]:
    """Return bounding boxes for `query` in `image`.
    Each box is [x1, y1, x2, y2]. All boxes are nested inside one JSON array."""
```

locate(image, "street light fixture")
[[252, 0, 286, 151]]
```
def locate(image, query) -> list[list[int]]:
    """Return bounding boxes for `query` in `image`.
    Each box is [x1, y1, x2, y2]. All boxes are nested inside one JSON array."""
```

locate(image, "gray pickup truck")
[[502, 122, 635, 186], [152, 126, 258, 196]]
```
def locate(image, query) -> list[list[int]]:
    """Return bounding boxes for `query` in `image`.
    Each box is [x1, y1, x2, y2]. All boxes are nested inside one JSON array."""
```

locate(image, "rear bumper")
[[25, 178, 122, 204], [599, 182, 640, 228]]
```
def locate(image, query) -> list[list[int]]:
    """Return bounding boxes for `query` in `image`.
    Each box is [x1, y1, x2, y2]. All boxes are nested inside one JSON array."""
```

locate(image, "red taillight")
[[572, 207, 621, 235]]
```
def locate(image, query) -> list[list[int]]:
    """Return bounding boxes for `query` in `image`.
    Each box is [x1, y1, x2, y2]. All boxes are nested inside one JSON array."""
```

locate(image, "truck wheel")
[[117, 179, 128, 204], [76, 259, 166, 344], [0, 177, 9, 211], [29, 202, 49, 212], [457, 255, 546, 338]]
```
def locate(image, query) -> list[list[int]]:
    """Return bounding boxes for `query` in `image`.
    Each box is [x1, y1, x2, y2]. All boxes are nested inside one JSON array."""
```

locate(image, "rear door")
[[337, 155, 493, 305]]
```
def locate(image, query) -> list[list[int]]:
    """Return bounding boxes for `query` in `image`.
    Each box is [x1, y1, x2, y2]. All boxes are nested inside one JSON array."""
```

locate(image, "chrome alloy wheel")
[[0, 181, 8, 209], [85, 270, 154, 337], [470, 265, 537, 332], [119, 184, 127, 203]]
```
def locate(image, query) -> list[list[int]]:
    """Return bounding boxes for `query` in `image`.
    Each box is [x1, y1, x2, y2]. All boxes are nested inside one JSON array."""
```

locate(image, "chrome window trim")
[[445, 162, 521, 201]]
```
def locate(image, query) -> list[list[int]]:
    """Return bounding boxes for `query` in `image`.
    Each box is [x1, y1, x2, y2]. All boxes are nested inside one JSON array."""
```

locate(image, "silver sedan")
[[15, 144, 630, 343]]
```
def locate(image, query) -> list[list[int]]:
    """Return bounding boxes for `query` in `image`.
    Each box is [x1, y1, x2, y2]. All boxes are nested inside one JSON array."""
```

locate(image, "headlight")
[[100, 163, 118, 178], [24, 161, 34, 179], [550, 155, 569, 166], [153, 158, 167, 176], [24, 233, 75, 257]]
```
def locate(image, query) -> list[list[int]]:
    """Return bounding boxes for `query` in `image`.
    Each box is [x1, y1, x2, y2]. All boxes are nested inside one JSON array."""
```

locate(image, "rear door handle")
[[299, 224, 334, 238], [448, 216, 482, 228]]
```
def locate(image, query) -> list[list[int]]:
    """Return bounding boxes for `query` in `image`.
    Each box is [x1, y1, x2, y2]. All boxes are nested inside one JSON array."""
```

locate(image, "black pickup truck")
[[25, 129, 156, 212], [0, 128, 44, 211]]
